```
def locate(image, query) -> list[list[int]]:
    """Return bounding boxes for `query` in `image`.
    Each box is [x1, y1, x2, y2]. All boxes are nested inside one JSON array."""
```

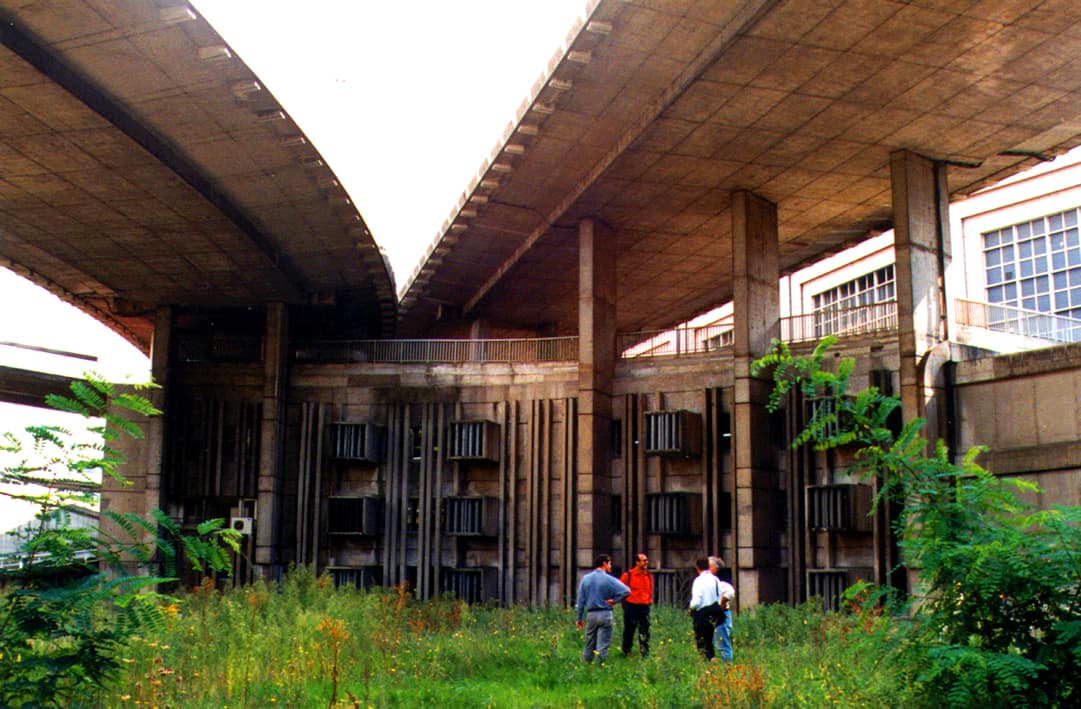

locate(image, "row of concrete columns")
[[574, 150, 950, 606]]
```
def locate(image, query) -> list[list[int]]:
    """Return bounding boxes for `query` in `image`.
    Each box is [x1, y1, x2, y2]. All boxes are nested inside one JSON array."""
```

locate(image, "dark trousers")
[[693, 608, 716, 661], [621, 602, 651, 656]]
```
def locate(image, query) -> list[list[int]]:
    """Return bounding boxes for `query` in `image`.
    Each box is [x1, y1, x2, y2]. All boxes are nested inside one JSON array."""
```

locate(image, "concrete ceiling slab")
[[398, 0, 1081, 338], [0, 0, 395, 348]]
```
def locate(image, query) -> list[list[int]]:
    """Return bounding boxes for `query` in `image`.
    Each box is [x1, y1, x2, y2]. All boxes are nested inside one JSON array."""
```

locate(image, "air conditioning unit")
[[328, 422, 386, 463], [327, 496, 384, 536], [230, 516, 253, 535], [645, 492, 702, 536], [807, 484, 872, 532], [644, 410, 702, 458], [807, 567, 874, 612], [442, 496, 499, 536], [441, 567, 498, 603], [446, 420, 501, 461]]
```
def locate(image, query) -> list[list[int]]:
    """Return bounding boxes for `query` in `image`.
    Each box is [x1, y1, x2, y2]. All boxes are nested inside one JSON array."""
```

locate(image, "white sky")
[[191, 0, 590, 287]]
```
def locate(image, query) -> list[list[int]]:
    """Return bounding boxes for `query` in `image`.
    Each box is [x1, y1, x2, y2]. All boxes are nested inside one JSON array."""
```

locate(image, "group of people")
[[574, 553, 735, 665]]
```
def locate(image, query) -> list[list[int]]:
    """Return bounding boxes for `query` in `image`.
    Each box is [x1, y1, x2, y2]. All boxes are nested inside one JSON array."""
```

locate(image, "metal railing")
[[955, 298, 1081, 343], [293, 336, 578, 364], [781, 302, 898, 344], [293, 304, 902, 367], [0, 549, 97, 573], [618, 321, 734, 359]]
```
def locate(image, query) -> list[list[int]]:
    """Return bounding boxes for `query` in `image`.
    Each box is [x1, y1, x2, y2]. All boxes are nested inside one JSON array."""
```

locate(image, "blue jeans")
[[582, 609, 614, 663], [713, 609, 732, 663]]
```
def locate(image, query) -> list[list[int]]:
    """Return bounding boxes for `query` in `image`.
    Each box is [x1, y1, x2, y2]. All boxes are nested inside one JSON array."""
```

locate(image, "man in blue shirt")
[[575, 554, 630, 663]]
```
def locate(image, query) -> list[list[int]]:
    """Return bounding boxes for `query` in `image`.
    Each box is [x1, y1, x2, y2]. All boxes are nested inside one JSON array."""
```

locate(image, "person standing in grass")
[[689, 556, 729, 662], [619, 552, 653, 657], [709, 555, 736, 664], [575, 554, 630, 664]]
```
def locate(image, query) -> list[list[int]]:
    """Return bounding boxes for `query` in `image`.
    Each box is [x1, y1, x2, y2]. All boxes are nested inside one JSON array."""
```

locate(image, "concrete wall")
[[953, 342, 1081, 508]]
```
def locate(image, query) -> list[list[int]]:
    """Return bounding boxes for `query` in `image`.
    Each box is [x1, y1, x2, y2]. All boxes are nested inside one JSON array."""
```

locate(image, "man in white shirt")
[[689, 556, 735, 662]]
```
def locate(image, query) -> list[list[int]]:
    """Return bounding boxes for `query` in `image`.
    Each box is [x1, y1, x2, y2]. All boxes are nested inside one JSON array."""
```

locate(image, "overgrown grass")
[[92, 566, 921, 708]]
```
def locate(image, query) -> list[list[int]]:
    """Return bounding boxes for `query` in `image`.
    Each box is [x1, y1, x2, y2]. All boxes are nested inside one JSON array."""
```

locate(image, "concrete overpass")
[[2, 1, 1080, 349], [0, 0, 396, 352], [397, 0, 1081, 338]]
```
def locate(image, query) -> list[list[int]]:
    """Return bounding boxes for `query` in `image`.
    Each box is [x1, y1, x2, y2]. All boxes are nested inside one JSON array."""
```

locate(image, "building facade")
[[2, 0, 1081, 611]]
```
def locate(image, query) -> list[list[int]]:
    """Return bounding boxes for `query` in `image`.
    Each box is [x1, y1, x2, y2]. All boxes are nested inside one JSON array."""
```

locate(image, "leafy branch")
[[752, 337, 1081, 706], [1, 373, 239, 707]]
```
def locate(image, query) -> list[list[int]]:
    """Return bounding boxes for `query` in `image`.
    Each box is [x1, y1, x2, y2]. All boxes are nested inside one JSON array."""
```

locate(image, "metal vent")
[[805, 398, 841, 439], [808, 568, 873, 612], [646, 492, 702, 536], [447, 421, 501, 461], [808, 570, 848, 612], [652, 569, 694, 607], [441, 567, 497, 603], [644, 410, 702, 457], [807, 484, 872, 532], [329, 422, 385, 462], [442, 496, 499, 536], [327, 497, 383, 536], [330, 566, 381, 590]]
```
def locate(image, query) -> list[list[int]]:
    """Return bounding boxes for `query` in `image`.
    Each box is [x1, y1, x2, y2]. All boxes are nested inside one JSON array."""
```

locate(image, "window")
[[983, 208, 1081, 320], [811, 265, 895, 337]]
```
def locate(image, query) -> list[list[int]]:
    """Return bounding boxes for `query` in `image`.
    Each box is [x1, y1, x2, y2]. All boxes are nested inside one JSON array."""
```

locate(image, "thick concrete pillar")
[[731, 190, 783, 607], [145, 306, 171, 516], [891, 150, 950, 437], [576, 217, 616, 570], [255, 303, 289, 573], [101, 306, 171, 572]]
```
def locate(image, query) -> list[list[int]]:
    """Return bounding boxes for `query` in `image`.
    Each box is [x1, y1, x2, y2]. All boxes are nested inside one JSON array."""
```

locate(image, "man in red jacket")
[[620, 552, 653, 657]]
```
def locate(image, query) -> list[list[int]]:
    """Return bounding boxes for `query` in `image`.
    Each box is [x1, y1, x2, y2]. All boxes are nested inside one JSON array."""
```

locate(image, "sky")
[[191, 0, 590, 288], [0, 1, 588, 529]]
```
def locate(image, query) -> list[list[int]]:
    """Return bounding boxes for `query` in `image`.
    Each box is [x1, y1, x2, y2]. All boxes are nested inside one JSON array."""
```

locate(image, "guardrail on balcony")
[[956, 298, 1081, 343], [293, 336, 578, 364], [618, 321, 734, 359], [0, 549, 97, 574], [781, 302, 898, 344]]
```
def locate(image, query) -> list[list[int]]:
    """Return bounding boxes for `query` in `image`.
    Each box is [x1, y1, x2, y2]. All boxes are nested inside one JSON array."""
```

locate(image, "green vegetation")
[[753, 336, 1081, 707], [0, 375, 237, 708], [4, 339, 1080, 707], [96, 567, 915, 708]]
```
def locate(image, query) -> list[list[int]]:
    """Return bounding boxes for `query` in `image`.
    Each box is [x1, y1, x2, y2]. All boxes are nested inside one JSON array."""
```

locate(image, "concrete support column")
[[731, 190, 783, 607], [469, 318, 491, 339], [256, 302, 289, 572], [101, 307, 171, 573], [891, 150, 951, 437], [145, 306, 172, 516], [576, 217, 616, 570]]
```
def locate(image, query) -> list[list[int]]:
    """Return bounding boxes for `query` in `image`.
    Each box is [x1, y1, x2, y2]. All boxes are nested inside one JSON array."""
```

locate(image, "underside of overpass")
[[0, 0, 396, 351], [397, 0, 1081, 339], [4, 0, 1081, 607]]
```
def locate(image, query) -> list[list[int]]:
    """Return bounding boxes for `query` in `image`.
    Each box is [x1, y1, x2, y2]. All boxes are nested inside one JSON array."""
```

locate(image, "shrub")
[[0, 374, 237, 707], [753, 337, 1081, 707]]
